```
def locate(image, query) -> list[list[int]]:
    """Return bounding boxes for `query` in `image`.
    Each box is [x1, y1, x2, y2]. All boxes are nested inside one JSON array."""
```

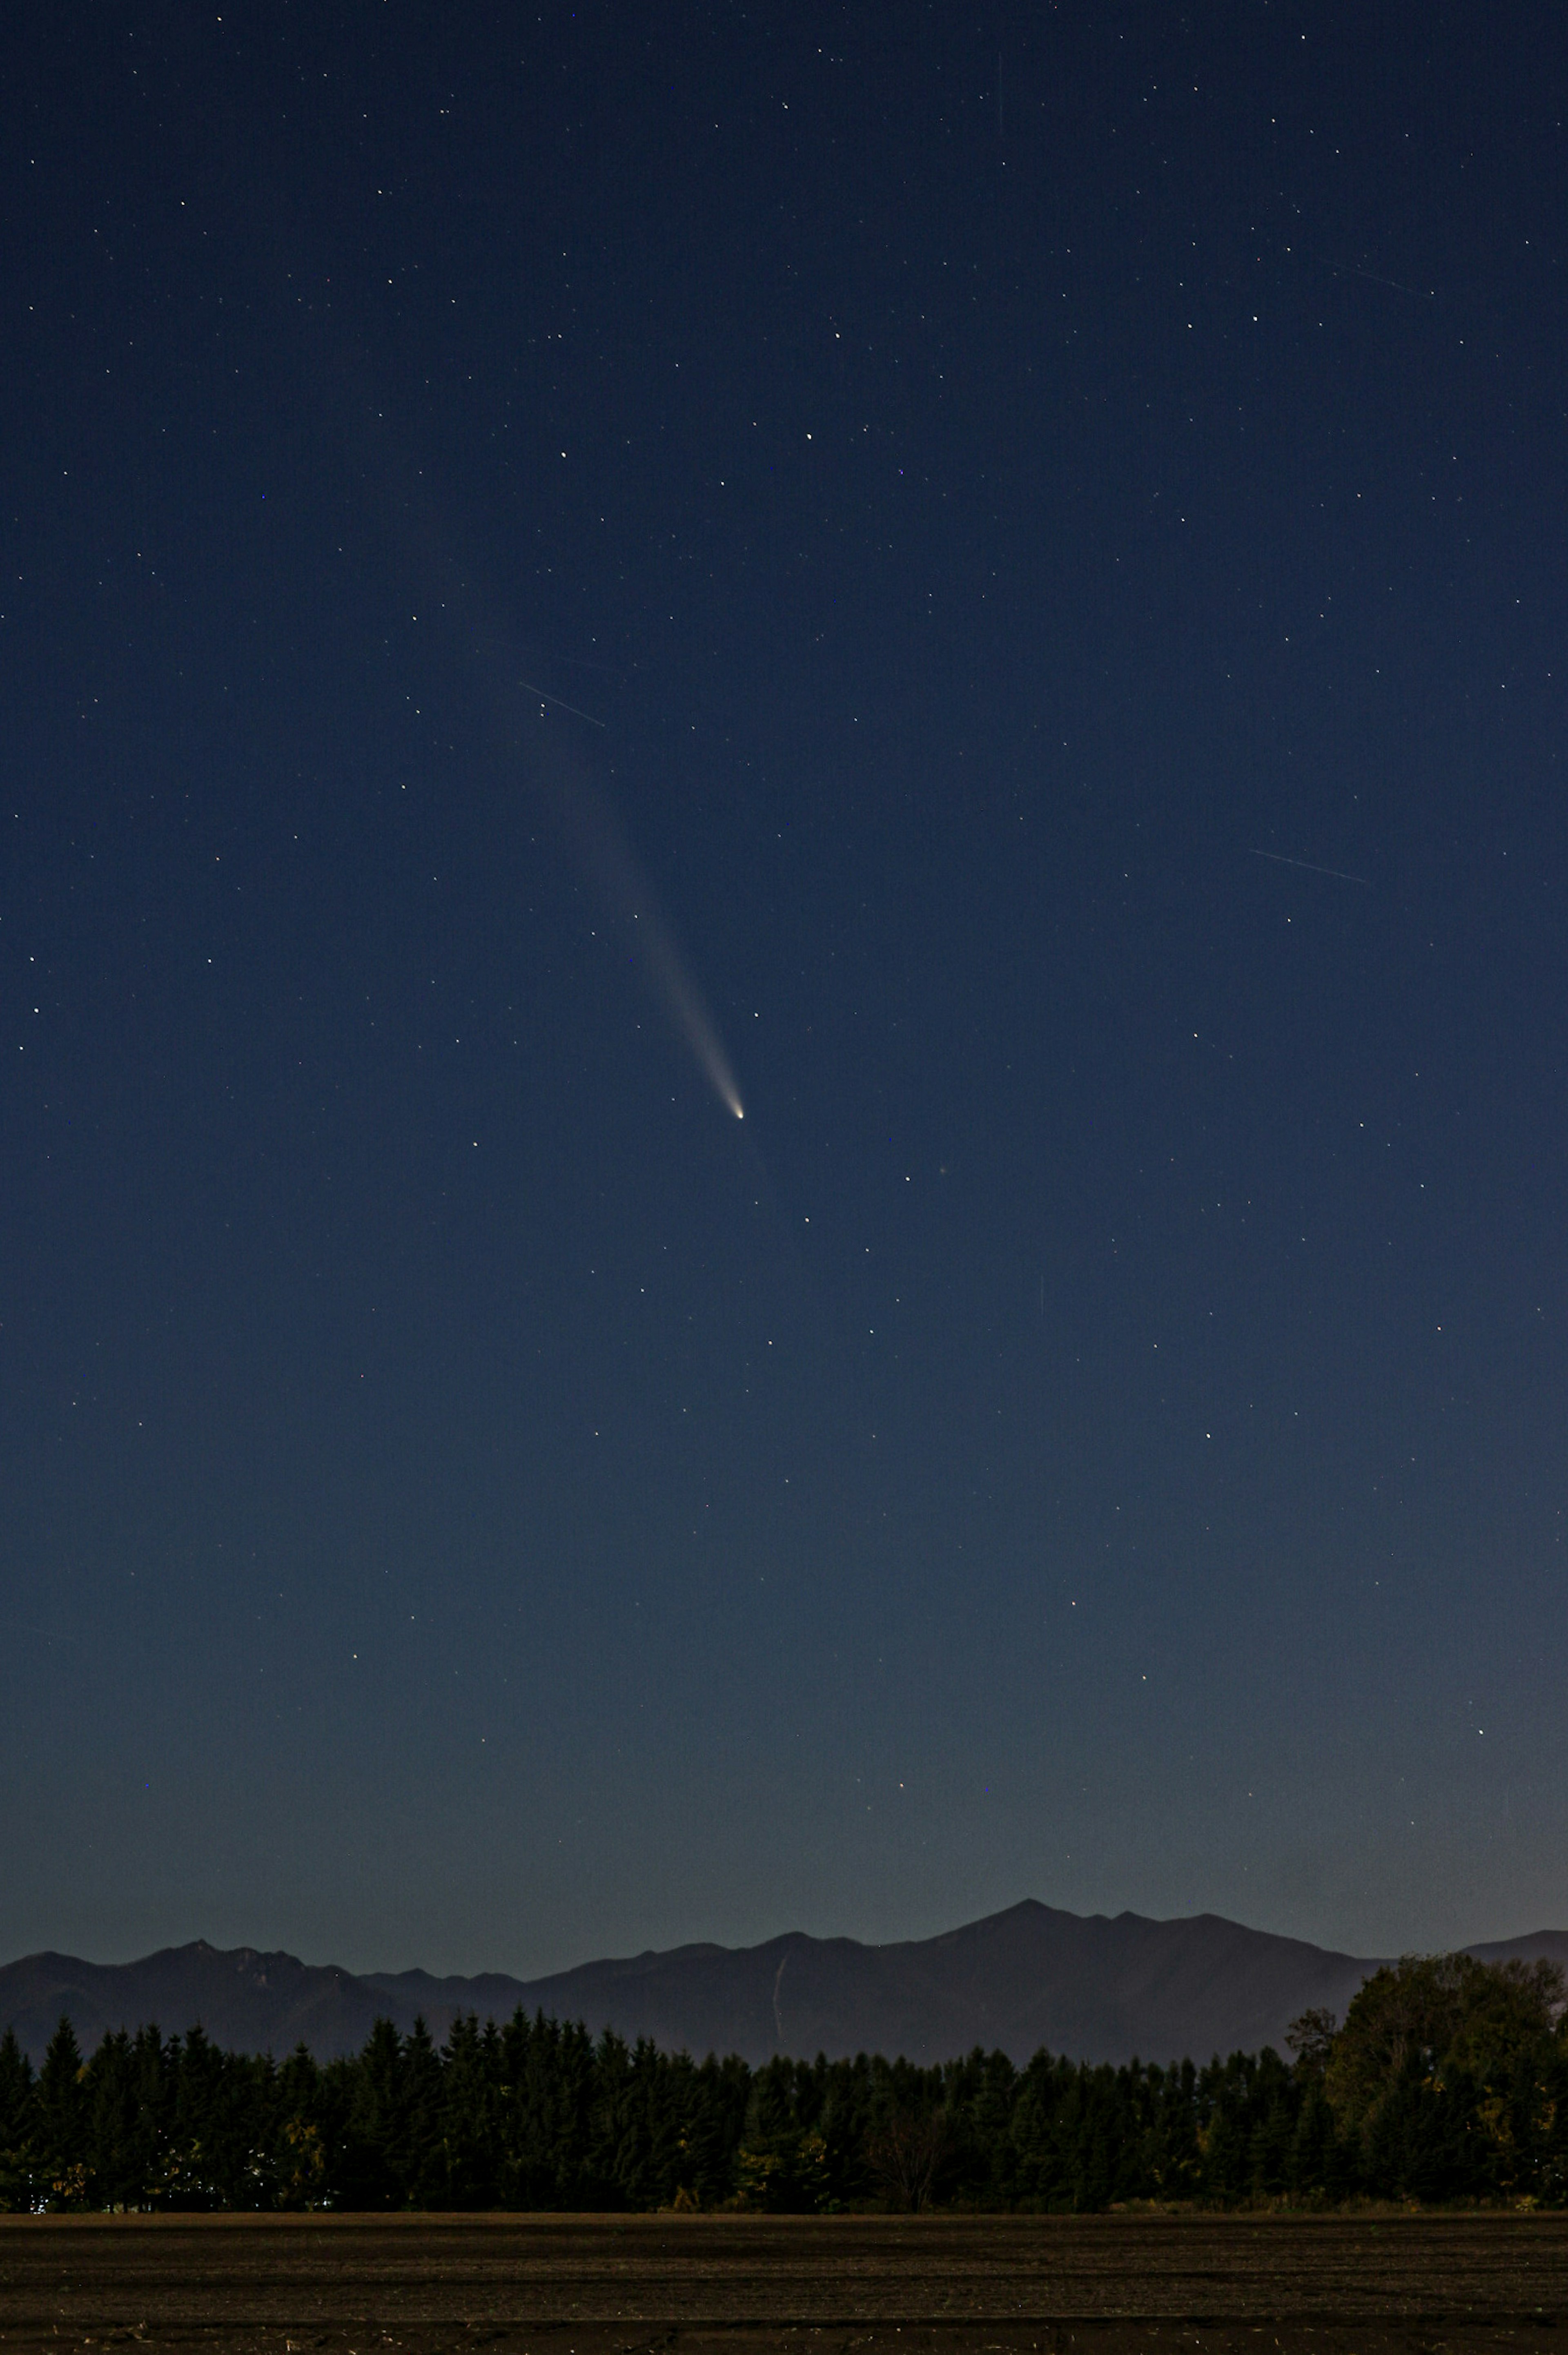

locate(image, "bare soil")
[[1, 2213, 1564, 2355]]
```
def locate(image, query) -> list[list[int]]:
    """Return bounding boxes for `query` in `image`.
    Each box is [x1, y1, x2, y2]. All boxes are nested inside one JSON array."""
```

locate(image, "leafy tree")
[[1446, 1959, 1565, 2079], [1330, 1955, 1514, 2127], [1285, 2008, 1338, 2078], [864, 2109, 947, 2211]]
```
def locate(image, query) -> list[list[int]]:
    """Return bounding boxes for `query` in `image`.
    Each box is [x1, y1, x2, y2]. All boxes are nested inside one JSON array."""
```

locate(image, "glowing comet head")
[[530, 738, 745, 1126]]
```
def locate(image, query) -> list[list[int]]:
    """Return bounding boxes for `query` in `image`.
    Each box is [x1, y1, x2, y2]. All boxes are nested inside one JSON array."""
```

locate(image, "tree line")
[[2, 1951, 1564, 2212]]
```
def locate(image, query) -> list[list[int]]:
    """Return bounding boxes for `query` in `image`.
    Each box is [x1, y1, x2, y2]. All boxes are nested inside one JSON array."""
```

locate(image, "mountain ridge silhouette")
[[4, 1901, 1564, 2070]]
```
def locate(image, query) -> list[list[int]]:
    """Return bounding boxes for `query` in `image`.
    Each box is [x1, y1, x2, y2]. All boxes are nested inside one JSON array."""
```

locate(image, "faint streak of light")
[[343, 377, 735, 1116], [1249, 848, 1371, 888], [1313, 254, 1433, 299], [623, 888, 744, 1120], [542, 747, 744, 1122], [642, 911, 745, 1118], [518, 679, 607, 728]]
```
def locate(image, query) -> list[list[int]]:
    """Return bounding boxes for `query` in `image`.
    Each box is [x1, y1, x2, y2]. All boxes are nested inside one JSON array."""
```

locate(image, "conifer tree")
[[37, 2017, 89, 2208], [0, 2027, 36, 2212]]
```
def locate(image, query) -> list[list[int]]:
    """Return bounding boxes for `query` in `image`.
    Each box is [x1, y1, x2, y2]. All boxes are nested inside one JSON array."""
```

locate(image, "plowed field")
[[1, 2213, 1564, 2355]]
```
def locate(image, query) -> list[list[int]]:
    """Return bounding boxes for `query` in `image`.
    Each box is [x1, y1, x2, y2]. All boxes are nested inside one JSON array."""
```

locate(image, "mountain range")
[[3, 1902, 1564, 2072]]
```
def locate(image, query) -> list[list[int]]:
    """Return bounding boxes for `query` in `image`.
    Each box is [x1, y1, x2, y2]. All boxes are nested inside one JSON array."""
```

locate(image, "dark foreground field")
[[1, 2214, 1565, 2355]]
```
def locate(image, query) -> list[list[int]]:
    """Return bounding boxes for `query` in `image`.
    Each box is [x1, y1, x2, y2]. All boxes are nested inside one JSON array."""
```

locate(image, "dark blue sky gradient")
[[3, 3, 1565, 1974]]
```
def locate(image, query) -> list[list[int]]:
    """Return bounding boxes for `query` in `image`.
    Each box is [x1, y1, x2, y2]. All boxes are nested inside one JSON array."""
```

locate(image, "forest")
[[2, 1952, 1564, 2213]]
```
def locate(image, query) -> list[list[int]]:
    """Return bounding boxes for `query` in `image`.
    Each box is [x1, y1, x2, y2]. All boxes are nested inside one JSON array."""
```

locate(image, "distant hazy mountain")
[[2, 1902, 1562, 2071], [359, 1912, 1568, 2065], [364, 1904, 1379, 2069], [0, 1942, 385, 2069], [1466, 1930, 1568, 1967]]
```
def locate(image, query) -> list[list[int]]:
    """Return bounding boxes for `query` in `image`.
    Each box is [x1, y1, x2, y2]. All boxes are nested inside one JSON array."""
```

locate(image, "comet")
[[534, 726, 745, 1123], [633, 887, 746, 1121], [336, 387, 743, 1124]]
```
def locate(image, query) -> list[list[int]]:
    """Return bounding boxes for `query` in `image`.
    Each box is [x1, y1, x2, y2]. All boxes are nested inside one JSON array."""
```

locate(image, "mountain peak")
[[3, 1910, 1561, 2073]]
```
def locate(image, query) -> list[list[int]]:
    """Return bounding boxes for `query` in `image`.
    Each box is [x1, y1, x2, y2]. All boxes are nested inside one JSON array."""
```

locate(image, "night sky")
[[4, 4, 1565, 1979]]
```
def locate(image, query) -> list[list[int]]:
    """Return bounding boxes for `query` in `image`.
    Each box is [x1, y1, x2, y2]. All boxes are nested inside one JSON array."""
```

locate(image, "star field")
[[1, 2, 1564, 1975]]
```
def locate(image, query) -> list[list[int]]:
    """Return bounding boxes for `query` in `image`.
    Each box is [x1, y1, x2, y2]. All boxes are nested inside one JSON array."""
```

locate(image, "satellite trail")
[[1250, 849, 1371, 888], [518, 679, 607, 728]]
